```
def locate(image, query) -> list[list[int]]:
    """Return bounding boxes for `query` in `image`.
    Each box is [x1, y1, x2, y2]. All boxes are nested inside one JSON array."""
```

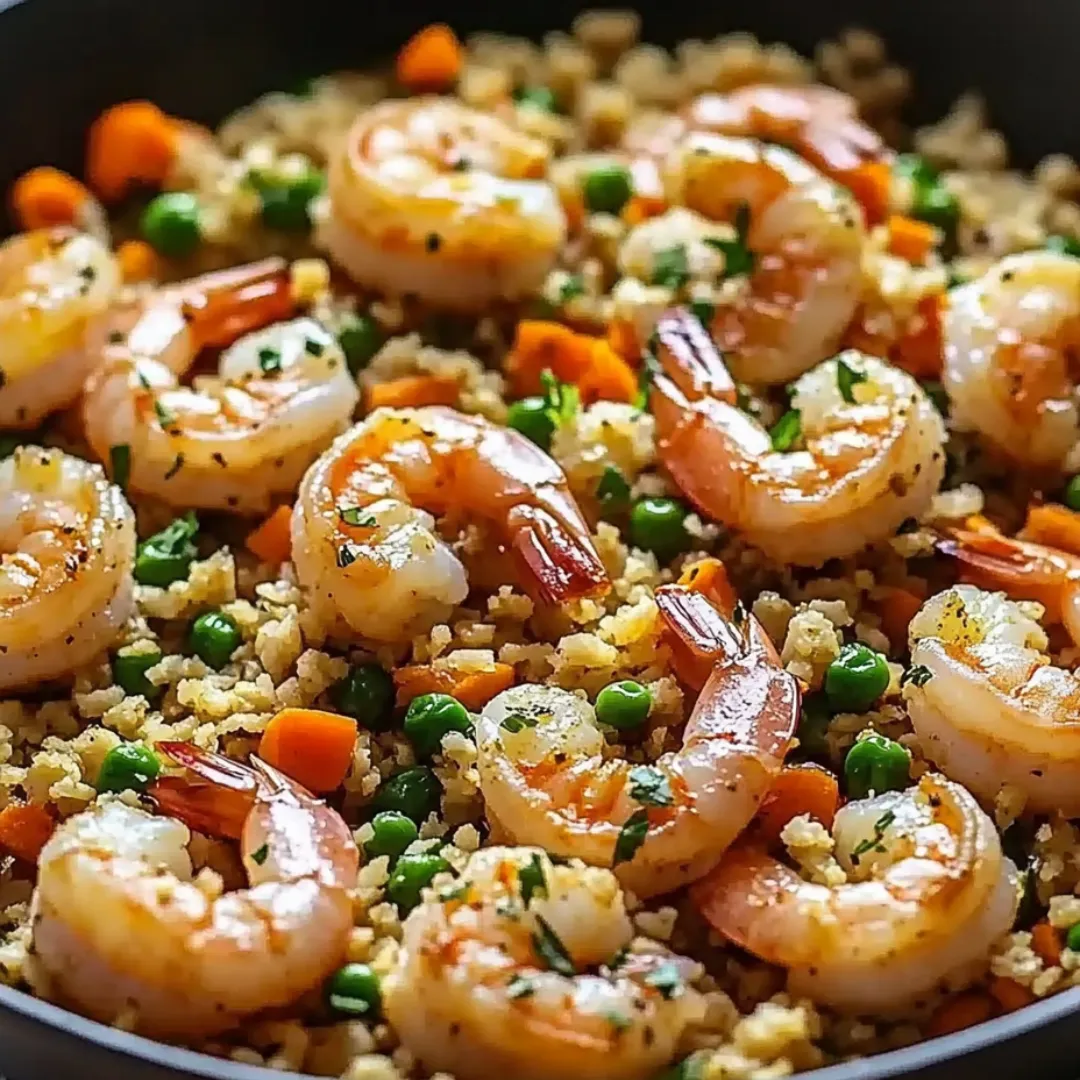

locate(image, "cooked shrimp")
[[662, 135, 865, 384], [292, 406, 609, 643], [82, 258, 358, 513], [0, 447, 135, 691], [32, 743, 359, 1038], [0, 228, 120, 428], [322, 97, 567, 309], [943, 251, 1080, 470], [904, 584, 1080, 814], [691, 774, 1018, 1013], [476, 583, 798, 898], [384, 846, 705, 1080], [650, 311, 947, 565]]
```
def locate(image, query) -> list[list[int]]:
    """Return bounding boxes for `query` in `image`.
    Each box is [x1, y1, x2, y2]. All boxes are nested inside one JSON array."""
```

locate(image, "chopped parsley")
[[153, 398, 175, 428], [596, 465, 631, 515], [250, 843, 269, 866], [558, 274, 585, 305], [651, 244, 689, 290], [507, 974, 537, 999], [836, 356, 868, 404], [604, 1010, 631, 1032], [613, 808, 649, 866], [336, 543, 359, 568], [258, 347, 283, 374], [539, 369, 580, 431], [850, 809, 896, 863], [532, 915, 576, 976], [109, 444, 131, 492], [704, 201, 755, 278], [628, 765, 673, 808], [437, 882, 469, 903], [501, 713, 539, 734], [338, 506, 376, 527], [644, 961, 684, 999], [769, 409, 802, 452], [164, 453, 184, 481], [304, 337, 325, 356], [901, 664, 933, 688], [518, 853, 547, 906]]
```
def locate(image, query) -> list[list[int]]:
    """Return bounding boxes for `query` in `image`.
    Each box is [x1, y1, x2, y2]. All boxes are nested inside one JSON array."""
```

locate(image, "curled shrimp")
[[944, 251, 1080, 470], [0, 228, 120, 428], [0, 447, 135, 691], [650, 310, 947, 565], [662, 135, 865, 384], [691, 774, 1018, 1013], [475, 582, 798, 898], [32, 743, 359, 1038], [292, 406, 609, 644], [906, 584, 1080, 815], [322, 97, 567, 310], [82, 258, 358, 513], [384, 846, 705, 1080]]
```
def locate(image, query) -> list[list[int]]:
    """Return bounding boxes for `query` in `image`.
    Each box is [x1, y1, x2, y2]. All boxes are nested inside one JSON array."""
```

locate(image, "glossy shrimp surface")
[[476, 582, 798, 897], [322, 97, 567, 309], [650, 311, 946, 565], [944, 251, 1080, 470], [0, 228, 120, 428], [0, 447, 135, 690], [384, 846, 705, 1080], [292, 406, 609, 643], [691, 774, 1018, 1013], [82, 258, 358, 512], [32, 745, 358, 1038], [663, 135, 865, 384]]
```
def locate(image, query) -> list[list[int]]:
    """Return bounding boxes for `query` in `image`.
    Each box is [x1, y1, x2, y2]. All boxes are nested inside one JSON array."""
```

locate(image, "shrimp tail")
[[149, 742, 259, 840], [655, 584, 745, 689], [654, 308, 738, 404], [181, 257, 295, 350], [508, 503, 609, 604]]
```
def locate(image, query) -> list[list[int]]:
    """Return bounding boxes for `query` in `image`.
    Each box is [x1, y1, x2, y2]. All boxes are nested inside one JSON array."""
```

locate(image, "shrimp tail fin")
[[656, 584, 745, 689], [180, 257, 295, 350], [654, 308, 738, 404], [149, 742, 259, 840], [508, 503, 609, 605]]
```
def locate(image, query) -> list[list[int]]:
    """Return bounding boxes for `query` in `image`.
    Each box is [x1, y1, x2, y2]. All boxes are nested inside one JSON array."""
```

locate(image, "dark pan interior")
[[0, 0, 1077, 1076]]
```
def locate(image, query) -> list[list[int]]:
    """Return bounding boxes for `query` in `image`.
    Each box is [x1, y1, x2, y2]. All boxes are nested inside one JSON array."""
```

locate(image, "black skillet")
[[0, 0, 1076, 1076]]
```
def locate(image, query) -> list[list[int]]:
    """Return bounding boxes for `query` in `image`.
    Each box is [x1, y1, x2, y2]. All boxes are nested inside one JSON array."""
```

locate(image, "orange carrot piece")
[[0, 803, 55, 863], [366, 373, 461, 411], [10, 166, 91, 230], [258, 708, 358, 793], [755, 764, 840, 843], [606, 317, 641, 362], [875, 586, 925, 651], [891, 294, 944, 379], [677, 556, 738, 614], [116, 239, 160, 283], [988, 976, 1036, 1013], [394, 662, 516, 711], [580, 339, 638, 404], [843, 160, 891, 226], [86, 101, 178, 203], [1020, 503, 1080, 557], [926, 991, 996, 1037], [1031, 921, 1063, 967], [887, 215, 940, 265], [397, 24, 463, 91], [246, 505, 294, 565]]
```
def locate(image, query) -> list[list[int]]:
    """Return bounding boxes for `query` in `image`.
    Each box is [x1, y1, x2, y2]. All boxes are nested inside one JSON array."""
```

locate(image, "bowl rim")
[[0, 0, 1076, 1076]]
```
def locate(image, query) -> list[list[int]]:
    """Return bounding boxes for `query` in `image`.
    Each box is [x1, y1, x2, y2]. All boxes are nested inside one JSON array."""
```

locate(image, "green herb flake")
[[703, 201, 755, 278], [507, 974, 537, 1000], [613, 808, 649, 866], [628, 765, 673, 808], [109, 444, 131, 492], [901, 664, 933, 688], [836, 357, 868, 404], [501, 713, 539, 734], [769, 409, 802, 452], [558, 274, 586, 305], [304, 337, 325, 357], [518, 852, 547, 905], [258, 347, 283, 374], [644, 961, 684, 1000], [437, 882, 469, 903], [605, 1010, 632, 1032], [532, 914, 576, 976], [153, 398, 175, 428], [339, 506, 377, 528], [164, 453, 184, 481], [250, 843, 269, 866], [596, 465, 631, 515], [336, 543, 359, 568], [539, 369, 580, 431], [651, 244, 690, 290], [850, 809, 896, 863]]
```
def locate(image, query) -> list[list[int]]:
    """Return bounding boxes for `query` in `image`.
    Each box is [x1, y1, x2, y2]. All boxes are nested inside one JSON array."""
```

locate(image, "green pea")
[[112, 647, 163, 701], [326, 962, 381, 1018], [796, 694, 832, 757], [1066, 923, 1080, 953], [134, 512, 199, 587], [596, 465, 631, 516], [595, 680, 651, 731], [140, 192, 202, 258], [403, 693, 472, 758], [255, 165, 325, 231], [582, 164, 633, 215], [338, 313, 384, 375], [843, 733, 910, 799], [331, 663, 394, 730], [506, 397, 555, 450], [912, 184, 959, 236], [386, 851, 451, 912], [515, 86, 557, 112], [97, 743, 161, 794], [825, 642, 891, 713], [189, 610, 242, 670], [1065, 476, 1080, 512], [1047, 234, 1080, 260], [364, 811, 419, 862], [893, 153, 938, 189], [372, 766, 441, 824], [628, 496, 690, 563]]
